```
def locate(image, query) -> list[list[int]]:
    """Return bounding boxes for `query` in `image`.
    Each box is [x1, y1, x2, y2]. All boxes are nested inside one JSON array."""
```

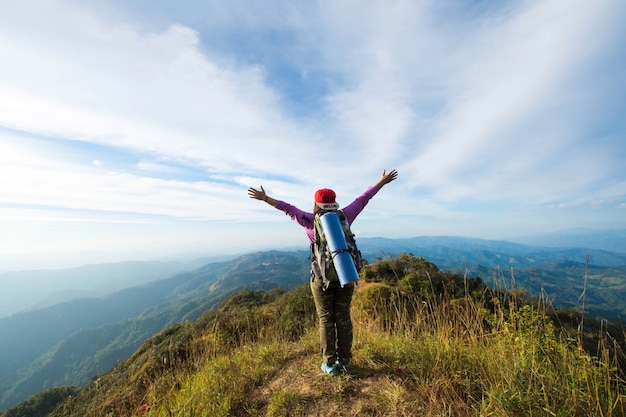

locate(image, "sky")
[[1, 0, 625, 271]]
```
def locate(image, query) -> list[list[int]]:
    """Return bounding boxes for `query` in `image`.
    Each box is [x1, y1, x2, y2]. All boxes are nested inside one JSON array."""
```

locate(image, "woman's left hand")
[[248, 186, 267, 201]]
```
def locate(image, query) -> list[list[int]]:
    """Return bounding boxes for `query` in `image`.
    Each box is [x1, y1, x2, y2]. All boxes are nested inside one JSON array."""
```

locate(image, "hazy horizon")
[[1, 228, 625, 319], [1, 226, 624, 273]]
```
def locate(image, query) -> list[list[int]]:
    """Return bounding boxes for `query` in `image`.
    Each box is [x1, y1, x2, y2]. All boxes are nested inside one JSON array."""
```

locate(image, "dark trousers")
[[310, 277, 355, 365]]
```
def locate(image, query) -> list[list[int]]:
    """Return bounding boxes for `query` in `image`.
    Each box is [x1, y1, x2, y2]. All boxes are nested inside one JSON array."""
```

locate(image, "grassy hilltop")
[[2, 254, 625, 417]]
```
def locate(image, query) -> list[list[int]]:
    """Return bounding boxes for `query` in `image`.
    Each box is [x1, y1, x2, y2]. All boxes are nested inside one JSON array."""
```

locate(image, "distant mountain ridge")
[[508, 227, 626, 253], [0, 259, 228, 318], [358, 235, 626, 269], [3, 229, 623, 318]]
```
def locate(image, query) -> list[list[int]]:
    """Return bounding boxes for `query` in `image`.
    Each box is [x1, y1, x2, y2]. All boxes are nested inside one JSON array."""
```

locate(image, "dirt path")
[[251, 349, 409, 417]]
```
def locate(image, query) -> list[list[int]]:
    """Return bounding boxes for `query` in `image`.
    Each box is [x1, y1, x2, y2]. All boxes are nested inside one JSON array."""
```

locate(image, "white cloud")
[[0, 2, 319, 182], [387, 0, 626, 201]]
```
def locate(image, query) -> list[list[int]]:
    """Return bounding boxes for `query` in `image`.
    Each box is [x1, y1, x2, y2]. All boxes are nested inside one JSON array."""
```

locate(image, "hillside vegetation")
[[0, 251, 310, 410], [2, 253, 624, 417], [358, 237, 626, 320]]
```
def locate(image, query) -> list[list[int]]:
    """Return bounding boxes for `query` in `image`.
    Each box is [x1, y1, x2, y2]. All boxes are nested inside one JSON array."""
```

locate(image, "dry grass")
[[125, 281, 625, 417]]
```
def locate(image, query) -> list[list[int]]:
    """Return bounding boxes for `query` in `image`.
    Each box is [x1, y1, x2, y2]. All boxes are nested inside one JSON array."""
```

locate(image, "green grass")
[[126, 287, 624, 416], [7, 255, 623, 417]]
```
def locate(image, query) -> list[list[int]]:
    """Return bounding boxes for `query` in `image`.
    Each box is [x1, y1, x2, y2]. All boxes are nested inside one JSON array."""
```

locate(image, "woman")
[[248, 169, 398, 375]]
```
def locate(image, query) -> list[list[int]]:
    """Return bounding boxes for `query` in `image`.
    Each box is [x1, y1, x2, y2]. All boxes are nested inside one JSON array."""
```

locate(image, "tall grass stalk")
[[579, 253, 590, 347]]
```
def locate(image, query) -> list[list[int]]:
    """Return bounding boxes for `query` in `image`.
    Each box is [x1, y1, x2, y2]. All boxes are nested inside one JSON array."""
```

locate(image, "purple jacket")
[[274, 185, 380, 244]]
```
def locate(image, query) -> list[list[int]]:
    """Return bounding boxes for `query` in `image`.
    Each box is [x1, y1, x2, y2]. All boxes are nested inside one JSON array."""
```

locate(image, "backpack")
[[310, 209, 363, 289]]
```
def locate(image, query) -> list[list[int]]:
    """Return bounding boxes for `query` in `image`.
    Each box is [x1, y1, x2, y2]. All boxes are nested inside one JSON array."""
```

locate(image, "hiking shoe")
[[321, 361, 340, 376], [336, 361, 350, 373]]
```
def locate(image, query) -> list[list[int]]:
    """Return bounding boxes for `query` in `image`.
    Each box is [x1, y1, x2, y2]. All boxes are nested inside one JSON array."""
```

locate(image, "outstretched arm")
[[374, 169, 398, 190], [340, 169, 398, 223], [248, 186, 277, 207]]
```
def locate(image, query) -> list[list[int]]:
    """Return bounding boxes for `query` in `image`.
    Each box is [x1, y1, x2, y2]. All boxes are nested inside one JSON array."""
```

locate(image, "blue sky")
[[1, 0, 625, 270]]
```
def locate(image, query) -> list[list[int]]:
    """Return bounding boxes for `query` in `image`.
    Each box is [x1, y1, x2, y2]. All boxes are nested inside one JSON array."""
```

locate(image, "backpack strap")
[[336, 210, 363, 272], [311, 211, 334, 290]]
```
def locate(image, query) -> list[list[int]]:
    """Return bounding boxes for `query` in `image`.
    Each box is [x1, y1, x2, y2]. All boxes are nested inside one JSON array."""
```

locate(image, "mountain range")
[[1, 231, 625, 411], [0, 256, 233, 319]]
